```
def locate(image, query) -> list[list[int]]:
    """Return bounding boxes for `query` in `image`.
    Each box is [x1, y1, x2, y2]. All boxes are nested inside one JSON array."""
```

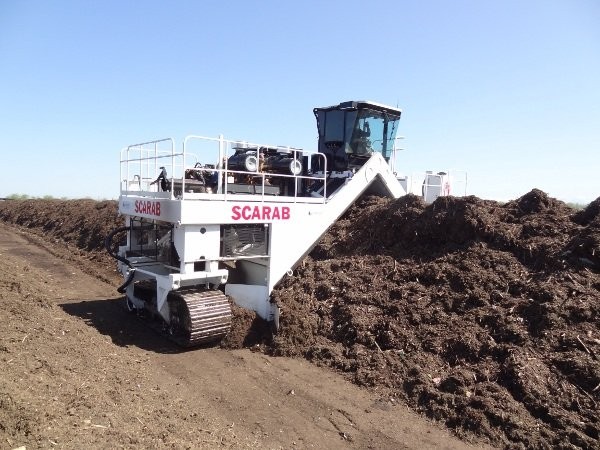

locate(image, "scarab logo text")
[[135, 200, 161, 217], [231, 205, 290, 221]]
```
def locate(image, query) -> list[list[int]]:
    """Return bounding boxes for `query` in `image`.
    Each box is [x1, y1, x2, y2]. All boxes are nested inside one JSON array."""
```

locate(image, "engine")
[[226, 146, 304, 196]]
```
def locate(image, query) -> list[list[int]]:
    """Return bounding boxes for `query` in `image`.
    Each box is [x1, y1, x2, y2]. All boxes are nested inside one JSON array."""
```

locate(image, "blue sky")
[[1, 0, 598, 203]]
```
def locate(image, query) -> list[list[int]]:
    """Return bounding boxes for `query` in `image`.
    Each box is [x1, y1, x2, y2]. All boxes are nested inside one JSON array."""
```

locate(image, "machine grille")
[[221, 224, 268, 257]]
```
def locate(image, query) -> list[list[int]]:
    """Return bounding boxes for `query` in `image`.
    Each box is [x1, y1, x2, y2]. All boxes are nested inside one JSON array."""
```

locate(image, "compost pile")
[[1, 191, 599, 449], [0, 199, 121, 283]]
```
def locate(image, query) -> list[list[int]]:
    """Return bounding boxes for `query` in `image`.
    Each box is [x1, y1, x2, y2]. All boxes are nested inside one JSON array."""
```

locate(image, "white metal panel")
[[266, 153, 404, 294], [225, 284, 271, 319], [173, 225, 221, 268], [119, 197, 181, 222]]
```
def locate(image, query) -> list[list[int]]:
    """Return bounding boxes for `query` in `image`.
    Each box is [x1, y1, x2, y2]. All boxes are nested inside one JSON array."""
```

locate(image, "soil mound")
[[573, 197, 600, 226], [0, 199, 122, 282], [269, 191, 599, 448], [507, 188, 571, 216], [1, 191, 599, 449]]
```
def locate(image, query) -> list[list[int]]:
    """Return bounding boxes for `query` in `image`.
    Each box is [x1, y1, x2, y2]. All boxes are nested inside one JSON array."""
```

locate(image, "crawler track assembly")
[[167, 289, 232, 347]]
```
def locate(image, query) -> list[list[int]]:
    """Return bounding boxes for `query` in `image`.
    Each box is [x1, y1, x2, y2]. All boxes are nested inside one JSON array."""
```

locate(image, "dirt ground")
[[0, 201, 484, 449], [0, 191, 599, 449]]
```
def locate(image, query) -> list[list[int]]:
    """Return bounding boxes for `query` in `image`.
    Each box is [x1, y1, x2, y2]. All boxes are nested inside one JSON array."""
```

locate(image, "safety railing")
[[120, 135, 328, 203], [120, 138, 178, 195]]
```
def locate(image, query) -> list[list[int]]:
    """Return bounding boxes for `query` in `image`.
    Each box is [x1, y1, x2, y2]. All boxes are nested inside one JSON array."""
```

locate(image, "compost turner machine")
[[107, 101, 413, 346]]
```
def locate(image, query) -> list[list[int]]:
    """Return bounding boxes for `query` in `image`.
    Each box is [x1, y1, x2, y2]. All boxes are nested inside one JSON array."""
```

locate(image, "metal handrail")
[[121, 135, 328, 203]]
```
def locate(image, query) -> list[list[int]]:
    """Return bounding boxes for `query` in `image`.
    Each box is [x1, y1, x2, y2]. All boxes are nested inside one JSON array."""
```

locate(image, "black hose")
[[105, 226, 132, 268], [105, 226, 136, 293], [117, 270, 136, 294]]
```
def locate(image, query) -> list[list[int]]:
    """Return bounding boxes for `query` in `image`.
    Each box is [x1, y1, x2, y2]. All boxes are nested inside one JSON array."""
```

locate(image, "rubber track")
[[168, 289, 232, 347]]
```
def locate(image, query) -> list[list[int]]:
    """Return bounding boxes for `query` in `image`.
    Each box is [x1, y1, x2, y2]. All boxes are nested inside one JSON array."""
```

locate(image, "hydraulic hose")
[[105, 226, 136, 294], [117, 270, 136, 294], [105, 226, 132, 268]]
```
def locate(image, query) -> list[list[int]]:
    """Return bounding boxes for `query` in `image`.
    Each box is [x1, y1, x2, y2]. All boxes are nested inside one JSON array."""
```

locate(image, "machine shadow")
[[60, 297, 205, 354]]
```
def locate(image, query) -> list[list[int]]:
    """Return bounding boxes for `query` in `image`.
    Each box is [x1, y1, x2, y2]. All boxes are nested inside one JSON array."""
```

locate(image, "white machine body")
[[114, 101, 465, 334], [117, 136, 404, 326]]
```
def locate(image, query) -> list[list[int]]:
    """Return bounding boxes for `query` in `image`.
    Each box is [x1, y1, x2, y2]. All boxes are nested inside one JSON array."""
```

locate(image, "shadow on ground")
[[60, 297, 209, 354]]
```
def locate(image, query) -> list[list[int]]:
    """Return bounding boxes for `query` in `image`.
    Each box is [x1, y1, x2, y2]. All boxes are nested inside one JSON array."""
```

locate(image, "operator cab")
[[313, 100, 401, 172]]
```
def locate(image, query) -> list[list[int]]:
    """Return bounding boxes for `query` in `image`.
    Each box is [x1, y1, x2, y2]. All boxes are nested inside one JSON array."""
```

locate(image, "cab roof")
[[313, 100, 401, 118]]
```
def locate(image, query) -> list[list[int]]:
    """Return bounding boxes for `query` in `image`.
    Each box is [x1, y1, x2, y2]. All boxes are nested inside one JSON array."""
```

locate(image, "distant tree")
[[566, 202, 587, 210], [6, 193, 31, 200]]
